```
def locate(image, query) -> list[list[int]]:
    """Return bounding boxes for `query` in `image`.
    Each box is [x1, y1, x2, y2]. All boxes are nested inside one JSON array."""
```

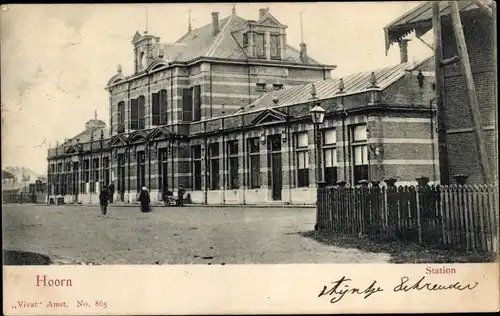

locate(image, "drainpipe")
[[209, 65, 213, 118], [221, 111, 226, 204], [430, 98, 437, 183], [170, 64, 173, 125], [287, 107, 292, 202], [341, 98, 348, 183], [241, 112, 246, 204], [204, 121, 208, 205]]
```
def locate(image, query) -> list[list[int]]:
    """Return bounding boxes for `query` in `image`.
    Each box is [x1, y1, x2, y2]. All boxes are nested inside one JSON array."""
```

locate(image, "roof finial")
[[310, 83, 317, 99], [232, 5, 236, 15], [144, 6, 148, 34], [369, 72, 378, 88], [94, 110, 97, 120], [338, 78, 345, 93], [117, 64, 122, 74], [300, 11, 304, 44], [188, 9, 192, 32]]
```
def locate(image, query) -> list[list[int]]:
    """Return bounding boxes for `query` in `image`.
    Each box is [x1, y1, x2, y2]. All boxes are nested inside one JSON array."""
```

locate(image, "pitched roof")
[[384, 0, 495, 54], [240, 56, 433, 113], [2, 170, 15, 179], [59, 126, 109, 148], [156, 13, 323, 65]]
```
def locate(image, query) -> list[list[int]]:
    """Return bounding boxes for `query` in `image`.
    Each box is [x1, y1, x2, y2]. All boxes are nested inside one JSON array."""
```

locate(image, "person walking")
[[138, 186, 151, 213], [99, 187, 110, 216]]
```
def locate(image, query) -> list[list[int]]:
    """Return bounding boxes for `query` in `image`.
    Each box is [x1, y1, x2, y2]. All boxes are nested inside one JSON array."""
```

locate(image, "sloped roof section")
[[384, 0, 494, 54], [155, 12, 325, 65], [3, 170, 15, 179], [241, 57, 433, 113]]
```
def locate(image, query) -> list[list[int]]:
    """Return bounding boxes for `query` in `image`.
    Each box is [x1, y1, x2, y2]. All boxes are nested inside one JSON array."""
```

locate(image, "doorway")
[[267, 135, 282, 201]]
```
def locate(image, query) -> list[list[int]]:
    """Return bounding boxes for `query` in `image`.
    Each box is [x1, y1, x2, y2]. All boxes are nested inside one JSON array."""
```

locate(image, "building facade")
[[385, 0, 497, 184]]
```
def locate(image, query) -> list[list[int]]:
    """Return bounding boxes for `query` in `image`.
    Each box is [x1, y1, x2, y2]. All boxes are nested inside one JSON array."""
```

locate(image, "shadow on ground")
[[3, 250, 52, 265], [300, 231, 497, 264]]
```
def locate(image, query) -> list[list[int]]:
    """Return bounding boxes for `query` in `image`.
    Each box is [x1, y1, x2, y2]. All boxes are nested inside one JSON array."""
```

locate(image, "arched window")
[[152, 89, 168, 126], [138, 95, 146, 129], [139, 52, 145, 69]]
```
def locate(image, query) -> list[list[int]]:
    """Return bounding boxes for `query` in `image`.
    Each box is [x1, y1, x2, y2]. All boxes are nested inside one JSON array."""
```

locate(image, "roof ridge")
[[206, 15, 235, 57]]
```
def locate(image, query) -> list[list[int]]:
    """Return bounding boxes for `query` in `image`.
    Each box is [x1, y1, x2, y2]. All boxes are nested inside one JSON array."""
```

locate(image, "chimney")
[[300, 43, 309, 64], [259, 8, 269, 20], [212, 12, 219, 36], [399, 39, 410, 64]]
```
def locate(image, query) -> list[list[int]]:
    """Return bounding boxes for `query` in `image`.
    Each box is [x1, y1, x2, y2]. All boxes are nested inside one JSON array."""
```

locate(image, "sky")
[[0, 2, 433, 175]]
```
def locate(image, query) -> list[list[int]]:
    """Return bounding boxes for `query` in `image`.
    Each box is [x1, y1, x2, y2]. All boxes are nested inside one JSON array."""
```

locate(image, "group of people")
[[98, 184, 152, 216], [98, 184, 186, 216]]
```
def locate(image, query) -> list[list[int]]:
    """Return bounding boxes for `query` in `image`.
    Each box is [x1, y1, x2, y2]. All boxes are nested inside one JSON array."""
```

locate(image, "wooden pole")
[[448, 1, 491, 184], [432, 2, 450, 185]]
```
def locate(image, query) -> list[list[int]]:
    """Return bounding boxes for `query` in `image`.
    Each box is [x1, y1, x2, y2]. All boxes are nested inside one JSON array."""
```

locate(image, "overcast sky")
[[1, 2, 432, 175]]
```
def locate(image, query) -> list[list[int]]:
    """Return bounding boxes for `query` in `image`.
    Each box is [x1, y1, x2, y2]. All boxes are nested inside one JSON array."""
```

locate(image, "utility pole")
[[432, 2, 450, 185], [448, 1, 491, 183]]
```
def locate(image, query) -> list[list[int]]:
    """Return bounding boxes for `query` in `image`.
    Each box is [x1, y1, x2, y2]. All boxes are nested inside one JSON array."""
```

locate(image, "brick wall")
[[441, 11, 497, 184]]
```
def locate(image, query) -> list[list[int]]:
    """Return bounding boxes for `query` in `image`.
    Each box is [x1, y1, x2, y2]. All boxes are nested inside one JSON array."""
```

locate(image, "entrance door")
[[268, 135, 282, 201], [119, 166, 125, 202], [271, 153, 282, 200]]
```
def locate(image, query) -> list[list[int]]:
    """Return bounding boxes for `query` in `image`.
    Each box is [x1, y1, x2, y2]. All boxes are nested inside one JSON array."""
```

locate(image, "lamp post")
[[310, 98, 326, 185], [310, 88, 326, 231]]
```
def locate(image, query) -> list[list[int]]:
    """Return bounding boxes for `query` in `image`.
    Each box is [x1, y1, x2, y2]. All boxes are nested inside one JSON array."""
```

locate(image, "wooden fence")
[[316, 184, 499, 253], [2, 191, 45, 204]]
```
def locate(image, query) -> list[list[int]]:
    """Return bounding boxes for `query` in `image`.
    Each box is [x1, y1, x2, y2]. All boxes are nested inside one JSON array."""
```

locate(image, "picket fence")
[[316, 184, 499, 253]]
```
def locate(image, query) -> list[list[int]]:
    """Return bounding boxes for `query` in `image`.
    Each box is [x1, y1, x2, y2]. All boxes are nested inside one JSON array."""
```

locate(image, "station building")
[[47, 7, 438, 205]]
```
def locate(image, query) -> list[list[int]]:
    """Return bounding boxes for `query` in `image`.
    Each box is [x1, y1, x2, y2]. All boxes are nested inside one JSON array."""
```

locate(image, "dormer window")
[[243, 33, 248, 48], [255, 33, 265, 58], [270, 33, 281, 60]]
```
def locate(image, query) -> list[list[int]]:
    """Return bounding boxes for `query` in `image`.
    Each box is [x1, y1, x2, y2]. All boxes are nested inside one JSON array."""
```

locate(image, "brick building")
[[47, 6, 439, 205], [384, 0, 497, 184], [46, 7, 335, 204]]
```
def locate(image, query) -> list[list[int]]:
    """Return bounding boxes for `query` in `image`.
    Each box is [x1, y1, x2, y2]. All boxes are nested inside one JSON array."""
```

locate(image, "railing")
[[316, 184, 499, 253]]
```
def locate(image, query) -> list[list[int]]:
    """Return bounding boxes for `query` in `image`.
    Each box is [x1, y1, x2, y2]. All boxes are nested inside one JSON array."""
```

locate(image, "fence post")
[[415, 177, 430, 244]]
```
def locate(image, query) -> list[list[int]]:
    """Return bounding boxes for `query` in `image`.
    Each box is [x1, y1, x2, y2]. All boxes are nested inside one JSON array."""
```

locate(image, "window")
[[56, 163, 62, 195], [139, 52, 145, 69], [160, 89, 168, 125], [64, 162, 71, 195], [208, 143, 220, 190], [323, 129, 338, 186], [103, 157, 110, 187], [136, 151, 146, 192], [72, 162, 79, 195], [273, 84, 283, 90], [270, 34, 281, 59], [243, 33, 248, 47], [227, 140, 239, 189], [352, 124, 368, 184], [117, 102, 125, 133], [152, 92, 160, 126], [138, 96, 146, 129], [158, 148, 168, 191], [193, 85, 201, 122], [255, 33, 265, 58], [182, 88, 193, 122], [256, 83, 266, 92], [92, 158, 99, 193], [192, 145, 202, 190], [296, 132, 309, 187], [248, 138, 260, 188], [130, 98, 139, 130], [83, 159, 90, 194]]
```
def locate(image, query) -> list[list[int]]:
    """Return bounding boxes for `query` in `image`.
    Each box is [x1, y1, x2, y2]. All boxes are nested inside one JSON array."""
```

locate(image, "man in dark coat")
[[99, 187, 110, 216], [138, 186, 151, 213]]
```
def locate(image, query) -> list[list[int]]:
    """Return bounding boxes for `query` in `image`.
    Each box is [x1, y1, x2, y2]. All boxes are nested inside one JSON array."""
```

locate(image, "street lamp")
[[310, 85, 326, 232], [310, 99, 326, 184]]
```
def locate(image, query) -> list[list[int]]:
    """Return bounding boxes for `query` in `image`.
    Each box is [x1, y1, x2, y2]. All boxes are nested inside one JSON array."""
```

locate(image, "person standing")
[[138, 186, 151, 213], [108, 182, 115, 203], [177, 185, 186, 207], [99, 187, 110, 216]]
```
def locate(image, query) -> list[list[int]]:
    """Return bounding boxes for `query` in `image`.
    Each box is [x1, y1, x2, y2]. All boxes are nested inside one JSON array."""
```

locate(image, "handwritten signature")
[[318, 276, 479, 304]]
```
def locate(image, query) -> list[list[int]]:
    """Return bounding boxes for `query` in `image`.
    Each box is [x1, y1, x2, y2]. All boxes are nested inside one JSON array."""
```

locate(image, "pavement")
[[2, 204, 391, 265]]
